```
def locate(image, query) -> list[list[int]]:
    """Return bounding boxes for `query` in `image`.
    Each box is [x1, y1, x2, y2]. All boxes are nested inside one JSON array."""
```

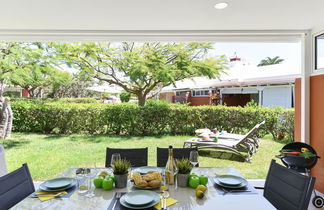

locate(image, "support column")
[[257, 87, 264, 106], [301, 31, 311, 144]]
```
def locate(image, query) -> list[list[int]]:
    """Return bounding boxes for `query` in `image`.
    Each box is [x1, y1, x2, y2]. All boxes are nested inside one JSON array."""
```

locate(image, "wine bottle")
[[165, 145, 177, 185]]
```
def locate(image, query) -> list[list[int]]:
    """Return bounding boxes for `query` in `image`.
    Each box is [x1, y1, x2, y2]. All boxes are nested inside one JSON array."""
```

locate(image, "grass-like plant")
[[176, 158, 193, 174], [112, 159, 131, 175]]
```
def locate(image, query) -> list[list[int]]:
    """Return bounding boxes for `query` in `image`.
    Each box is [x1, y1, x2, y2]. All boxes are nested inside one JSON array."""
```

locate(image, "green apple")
[[189, 173, 198, 180], [189, 176, 200, 189], [106, 175, 115, 183], [102, 178, 114, 190], [199, 175, 208, 186], [93, 176, 104, 188]]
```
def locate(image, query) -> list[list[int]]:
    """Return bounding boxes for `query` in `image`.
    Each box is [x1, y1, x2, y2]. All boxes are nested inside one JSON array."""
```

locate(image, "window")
[[315, 33, 324, 70], [192, 89, 212, 97]]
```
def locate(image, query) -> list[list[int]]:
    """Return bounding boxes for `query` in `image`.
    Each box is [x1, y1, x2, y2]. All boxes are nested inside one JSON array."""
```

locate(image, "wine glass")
[[110, 153, 121, 168], [190, 151, 199, 167]]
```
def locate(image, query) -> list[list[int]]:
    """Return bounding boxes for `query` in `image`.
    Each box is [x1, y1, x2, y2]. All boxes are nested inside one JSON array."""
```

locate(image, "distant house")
[[159, 61, 300, 108]]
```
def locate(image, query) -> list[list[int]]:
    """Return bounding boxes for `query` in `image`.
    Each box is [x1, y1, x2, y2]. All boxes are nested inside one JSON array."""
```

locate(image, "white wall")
[[262, 86, 293, 108]]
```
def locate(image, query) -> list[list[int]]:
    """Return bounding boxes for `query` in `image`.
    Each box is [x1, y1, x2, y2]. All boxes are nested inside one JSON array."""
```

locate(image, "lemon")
[[196, 185, 207, 193], [99, 171, 109, 177], [79, 185, 87, 190], [196, 190, 204, 199]]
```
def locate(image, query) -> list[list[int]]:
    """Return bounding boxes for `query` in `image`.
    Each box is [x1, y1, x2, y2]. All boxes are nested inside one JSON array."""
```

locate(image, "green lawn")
[[0, 133, 285, 180]]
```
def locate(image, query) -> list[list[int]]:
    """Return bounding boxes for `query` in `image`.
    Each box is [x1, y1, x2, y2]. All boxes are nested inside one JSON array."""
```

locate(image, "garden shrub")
[[11, 99, 294, 141], [119, 91, 132, 102], [4, 91, 21, 98]]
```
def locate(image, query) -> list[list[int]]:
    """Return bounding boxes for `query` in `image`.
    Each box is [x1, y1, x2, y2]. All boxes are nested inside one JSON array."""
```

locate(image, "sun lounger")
[[183, 122, 265, 162]]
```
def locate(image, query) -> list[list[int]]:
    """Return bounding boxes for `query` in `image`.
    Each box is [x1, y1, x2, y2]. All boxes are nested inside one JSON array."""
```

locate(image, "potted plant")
[[175, 158, 193, 187], [112, 159, 131, 188]]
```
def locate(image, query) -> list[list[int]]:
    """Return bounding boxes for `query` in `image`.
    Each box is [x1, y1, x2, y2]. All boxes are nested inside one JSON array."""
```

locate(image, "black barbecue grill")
[[276, 142, 320, 173], [276, 142, 323, 208]]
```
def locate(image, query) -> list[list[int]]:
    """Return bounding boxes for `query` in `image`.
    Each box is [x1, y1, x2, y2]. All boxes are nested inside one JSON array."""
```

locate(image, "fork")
[[221, 187, 251, 195], [112, 192, 121, 210]]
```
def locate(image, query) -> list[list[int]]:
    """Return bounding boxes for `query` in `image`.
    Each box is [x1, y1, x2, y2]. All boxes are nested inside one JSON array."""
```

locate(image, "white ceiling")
[[0, 0, 324, 31]]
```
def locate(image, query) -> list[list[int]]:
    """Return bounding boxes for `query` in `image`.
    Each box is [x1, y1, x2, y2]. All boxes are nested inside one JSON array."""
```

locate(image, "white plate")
[[120, 191, 160, 209], [124, 190, 154, 206]]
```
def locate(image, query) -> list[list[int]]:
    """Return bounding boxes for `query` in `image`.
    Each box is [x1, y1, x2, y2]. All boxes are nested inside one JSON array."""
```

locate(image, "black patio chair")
[[156, 147, 199, 167], [0, 163, 35, 210], [263, 159, 315, 210], [105, 148, 148, 167]]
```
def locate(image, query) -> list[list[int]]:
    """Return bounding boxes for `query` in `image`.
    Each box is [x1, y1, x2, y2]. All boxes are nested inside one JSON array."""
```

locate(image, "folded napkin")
[[36, 191, 68, 202], [154, 197, 178, 210]]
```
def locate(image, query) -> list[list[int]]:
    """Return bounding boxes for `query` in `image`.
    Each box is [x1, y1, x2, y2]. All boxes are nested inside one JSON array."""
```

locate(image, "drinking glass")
[[110, 153, 121, 168], [85, 163, 98, 198], [190, 151, 199, 167], [76, 168, 89, 194]]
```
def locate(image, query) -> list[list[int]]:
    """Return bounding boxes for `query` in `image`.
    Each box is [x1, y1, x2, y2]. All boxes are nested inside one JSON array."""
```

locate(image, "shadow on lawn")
[[68, 134, 164, 143], [0, 140, 30, 150], [199, 150, 245, 162]]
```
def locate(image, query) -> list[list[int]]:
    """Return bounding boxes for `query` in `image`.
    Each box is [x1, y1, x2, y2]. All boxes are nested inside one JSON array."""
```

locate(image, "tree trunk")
[[5, 101, 13, 139], [137, 94, 146, 106], [0, 97, 12, 139]]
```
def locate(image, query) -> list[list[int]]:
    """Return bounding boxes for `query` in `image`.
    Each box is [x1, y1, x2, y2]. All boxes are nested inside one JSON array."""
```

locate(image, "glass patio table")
[[13, 167, 275, 210]]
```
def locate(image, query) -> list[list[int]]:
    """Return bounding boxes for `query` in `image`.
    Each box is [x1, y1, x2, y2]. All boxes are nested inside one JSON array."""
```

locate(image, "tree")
[[48, 72, 96, 98], [257, 56, 284, 66], [0, 42, 59, 138], [55, 42, 228, 106], [10, 68, 69, 97], [0, 42, 30, 139]]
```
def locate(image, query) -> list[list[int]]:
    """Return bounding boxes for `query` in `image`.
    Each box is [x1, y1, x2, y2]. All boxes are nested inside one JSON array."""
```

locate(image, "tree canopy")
[[257, 56, 284, 67], [55, 42, 228, 105]]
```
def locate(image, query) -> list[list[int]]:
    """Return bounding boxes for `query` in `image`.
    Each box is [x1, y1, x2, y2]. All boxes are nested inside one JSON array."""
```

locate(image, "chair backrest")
[[263, 160, 315, 210], [0, 144, 7, 176], [156, 147, 198, 167], [105, 148, 148, 167], [0, 164, 35, 210], [236, 121, 265, 145]]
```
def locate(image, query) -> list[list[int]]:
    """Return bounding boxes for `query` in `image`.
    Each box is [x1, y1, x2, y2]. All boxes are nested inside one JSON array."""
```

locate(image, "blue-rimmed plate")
[[44, 177, 74, 189], [214, 175, 248, 189], [40, 178, 77, 192], [120, 191, 160, 209], [217, 175, 243, 186]]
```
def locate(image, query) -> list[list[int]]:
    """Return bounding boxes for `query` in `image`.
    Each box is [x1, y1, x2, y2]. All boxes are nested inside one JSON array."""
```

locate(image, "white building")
[[160, 61, 300, 108]]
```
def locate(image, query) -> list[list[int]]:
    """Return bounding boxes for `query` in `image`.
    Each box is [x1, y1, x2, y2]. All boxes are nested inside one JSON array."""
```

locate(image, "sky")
[[64, 42, 302, 73], [211, 42, 301, 67]]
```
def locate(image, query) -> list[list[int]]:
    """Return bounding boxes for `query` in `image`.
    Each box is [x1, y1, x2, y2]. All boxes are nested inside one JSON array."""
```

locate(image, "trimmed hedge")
[[11, 100, 294, 141]]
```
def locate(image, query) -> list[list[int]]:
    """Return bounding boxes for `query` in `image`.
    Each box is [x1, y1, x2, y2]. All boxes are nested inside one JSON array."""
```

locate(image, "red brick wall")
[[187, 93, 210, 106], [21, 89, 29, 97]]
